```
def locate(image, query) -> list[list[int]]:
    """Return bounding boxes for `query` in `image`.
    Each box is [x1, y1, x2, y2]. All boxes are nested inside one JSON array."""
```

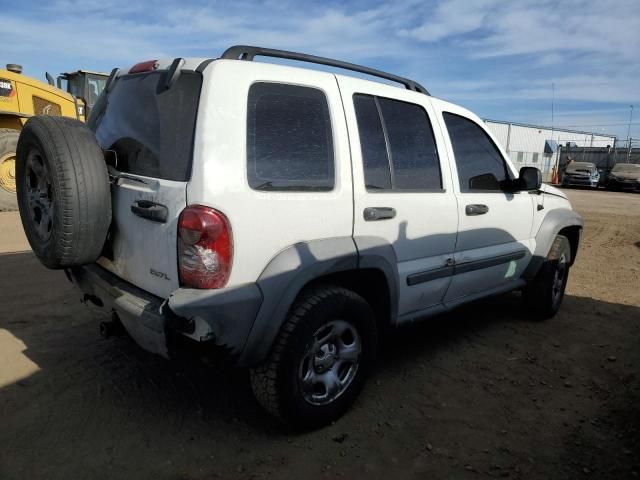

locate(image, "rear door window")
[[247, 82, 334, 191], [353, 94, 442, 191], [353, 95, 391, 190], [91, 71, 202, 181]]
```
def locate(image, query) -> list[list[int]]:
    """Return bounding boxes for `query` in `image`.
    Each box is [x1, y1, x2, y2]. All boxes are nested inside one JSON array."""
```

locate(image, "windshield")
[[568, 162, 595, 169], [86, 75, 107, 107], [612, 163, 640, 173], [90, 71, 202, 182], [66, 75, 83, 98]]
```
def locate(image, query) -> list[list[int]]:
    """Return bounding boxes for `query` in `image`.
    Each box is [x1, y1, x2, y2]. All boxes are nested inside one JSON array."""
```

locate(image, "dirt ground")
[[0, 189, 638, 480]]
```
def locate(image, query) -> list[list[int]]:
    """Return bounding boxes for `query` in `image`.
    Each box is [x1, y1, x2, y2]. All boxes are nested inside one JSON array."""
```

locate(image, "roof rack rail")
[[221, 45, 430, 96]]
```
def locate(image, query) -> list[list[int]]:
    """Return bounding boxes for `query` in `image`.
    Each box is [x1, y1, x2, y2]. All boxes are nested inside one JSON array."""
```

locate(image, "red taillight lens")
[[178, 205, 233, 289], [129, 60, 159, 74]]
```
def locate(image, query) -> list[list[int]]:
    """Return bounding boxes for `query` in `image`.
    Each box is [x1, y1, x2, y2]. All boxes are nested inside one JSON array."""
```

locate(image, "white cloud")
[[399, 0, 501, 42], [0, 0, 638, 137], [534, 53, 564, 67]]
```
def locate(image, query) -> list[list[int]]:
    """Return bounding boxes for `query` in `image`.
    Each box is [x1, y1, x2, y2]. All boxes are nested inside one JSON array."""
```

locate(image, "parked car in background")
[[606, 163, 640, 191], [562, 161, 600, 188]]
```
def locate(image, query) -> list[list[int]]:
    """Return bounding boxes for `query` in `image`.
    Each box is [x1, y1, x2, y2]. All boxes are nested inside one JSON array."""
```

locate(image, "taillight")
[[129, 60, 159, 74], [178, 205, 233, 289]]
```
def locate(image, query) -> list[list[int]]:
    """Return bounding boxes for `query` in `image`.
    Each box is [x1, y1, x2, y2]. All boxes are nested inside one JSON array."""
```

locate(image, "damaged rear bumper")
[[68, 264, 263, 361]]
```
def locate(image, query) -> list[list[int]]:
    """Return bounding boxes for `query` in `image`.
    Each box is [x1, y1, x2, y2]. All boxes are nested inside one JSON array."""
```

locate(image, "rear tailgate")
[[90, 69, 202, 298]]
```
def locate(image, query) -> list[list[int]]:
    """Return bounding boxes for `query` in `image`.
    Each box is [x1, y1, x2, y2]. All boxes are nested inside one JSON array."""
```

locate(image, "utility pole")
[[551, 82, 559, 183], [627, 105, 634, 162], [551, 82, 555, 141]]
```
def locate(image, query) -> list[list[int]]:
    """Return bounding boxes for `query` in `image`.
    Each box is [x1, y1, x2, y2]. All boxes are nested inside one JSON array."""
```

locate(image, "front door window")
[[443, 112, 512, 192]]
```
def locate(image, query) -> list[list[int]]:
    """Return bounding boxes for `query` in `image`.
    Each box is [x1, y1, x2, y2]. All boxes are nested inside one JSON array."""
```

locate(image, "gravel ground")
[[0, 188, 638, 479]]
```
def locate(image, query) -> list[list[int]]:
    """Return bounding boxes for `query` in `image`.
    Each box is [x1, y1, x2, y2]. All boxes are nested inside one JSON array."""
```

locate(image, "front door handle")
[[363, 207, 396, 221], [465, 204, 489, 216], [131, 200, 168, 223]]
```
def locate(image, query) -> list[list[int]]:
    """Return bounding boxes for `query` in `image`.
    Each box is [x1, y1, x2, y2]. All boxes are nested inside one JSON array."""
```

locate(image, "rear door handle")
[[131, 200, 168, 223], [363, 207, 396, 221], [465, 204, 489, 216]]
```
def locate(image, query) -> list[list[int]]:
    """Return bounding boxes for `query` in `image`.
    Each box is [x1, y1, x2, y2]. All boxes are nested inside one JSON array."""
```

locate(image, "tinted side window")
[[443, 113, 510, 192], [353, 95, 391, 190], [247, 83, 334, 191], [378, 98, 441, 190], [353, 94, 442, 191]]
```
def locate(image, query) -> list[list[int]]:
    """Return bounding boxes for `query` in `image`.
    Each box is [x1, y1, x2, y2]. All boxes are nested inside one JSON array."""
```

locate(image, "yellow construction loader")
[[0, 64, 108, 210]]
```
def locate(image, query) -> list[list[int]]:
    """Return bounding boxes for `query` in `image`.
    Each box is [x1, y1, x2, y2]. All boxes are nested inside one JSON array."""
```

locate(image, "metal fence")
[[506, 146, 640, 183], [558, 146, 640, 173], [507, 150, 556, 181]]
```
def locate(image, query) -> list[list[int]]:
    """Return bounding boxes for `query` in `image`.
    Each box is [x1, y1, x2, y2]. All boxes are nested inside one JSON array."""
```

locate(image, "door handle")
[[363, 207, 396, 221], [465, 204, 489, 216], [131, 200, 168, 223]]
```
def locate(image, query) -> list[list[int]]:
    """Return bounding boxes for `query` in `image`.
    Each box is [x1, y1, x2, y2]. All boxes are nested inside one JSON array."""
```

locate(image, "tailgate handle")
[[131, 200, 168, 223], [465, 204, 489, 216]]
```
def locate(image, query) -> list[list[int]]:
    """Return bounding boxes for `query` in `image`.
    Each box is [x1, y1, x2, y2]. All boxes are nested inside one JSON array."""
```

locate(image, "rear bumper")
[[69, 264, 263, 361]]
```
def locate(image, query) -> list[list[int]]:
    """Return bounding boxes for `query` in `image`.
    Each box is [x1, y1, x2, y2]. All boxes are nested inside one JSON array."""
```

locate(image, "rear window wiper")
[[254, 181, 274, 190], [107, 166, 148, 185]]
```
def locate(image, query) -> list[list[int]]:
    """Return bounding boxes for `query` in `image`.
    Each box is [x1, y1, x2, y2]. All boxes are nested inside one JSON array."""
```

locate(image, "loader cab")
[[57, 70, 108, 117]]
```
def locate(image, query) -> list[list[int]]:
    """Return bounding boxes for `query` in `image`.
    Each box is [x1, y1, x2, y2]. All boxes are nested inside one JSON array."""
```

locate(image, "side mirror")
[[517, 166, 542, 191]]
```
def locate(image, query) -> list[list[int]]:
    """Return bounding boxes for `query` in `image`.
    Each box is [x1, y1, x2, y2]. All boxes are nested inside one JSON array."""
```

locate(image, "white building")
[[485, 119, 617, 179]]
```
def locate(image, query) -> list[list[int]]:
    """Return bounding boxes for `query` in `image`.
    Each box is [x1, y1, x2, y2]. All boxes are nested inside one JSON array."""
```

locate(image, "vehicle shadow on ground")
[[1, 250, 639, 479]]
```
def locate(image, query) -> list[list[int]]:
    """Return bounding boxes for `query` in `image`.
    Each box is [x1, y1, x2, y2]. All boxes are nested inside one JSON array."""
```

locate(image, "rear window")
[[91, 71, 202, 181]]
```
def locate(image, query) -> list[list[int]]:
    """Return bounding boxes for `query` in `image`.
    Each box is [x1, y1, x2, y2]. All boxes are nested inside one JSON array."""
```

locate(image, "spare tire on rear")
[[16, 116, 111, 269]]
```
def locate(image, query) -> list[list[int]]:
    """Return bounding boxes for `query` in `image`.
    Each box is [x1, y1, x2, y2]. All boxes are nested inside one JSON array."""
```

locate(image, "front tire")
[[524, 235, 571, 320], [250, 285, 377, 429]]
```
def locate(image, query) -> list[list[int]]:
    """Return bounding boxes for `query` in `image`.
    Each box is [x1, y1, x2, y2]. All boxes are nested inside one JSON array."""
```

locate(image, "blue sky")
[[2, 0, 639, 141]]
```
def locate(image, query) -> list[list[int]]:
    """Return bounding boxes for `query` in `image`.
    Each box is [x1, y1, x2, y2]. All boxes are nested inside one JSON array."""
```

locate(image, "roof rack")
[[221, 45, 430, 96]]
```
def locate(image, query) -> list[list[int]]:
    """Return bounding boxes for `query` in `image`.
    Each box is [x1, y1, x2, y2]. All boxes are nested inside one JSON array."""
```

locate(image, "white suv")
[[15, 46, 583, 428]]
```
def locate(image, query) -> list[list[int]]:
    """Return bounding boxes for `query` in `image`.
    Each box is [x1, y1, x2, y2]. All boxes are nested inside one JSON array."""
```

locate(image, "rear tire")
[[0, 128, 19, 211], [15, 116, 111, 269], [523, 235, 571, 320], [250, 285, 377, 429]]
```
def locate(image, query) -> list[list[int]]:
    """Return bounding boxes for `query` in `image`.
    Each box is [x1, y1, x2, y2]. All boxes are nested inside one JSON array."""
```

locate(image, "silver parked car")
[[562, 161, 600, 188]]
